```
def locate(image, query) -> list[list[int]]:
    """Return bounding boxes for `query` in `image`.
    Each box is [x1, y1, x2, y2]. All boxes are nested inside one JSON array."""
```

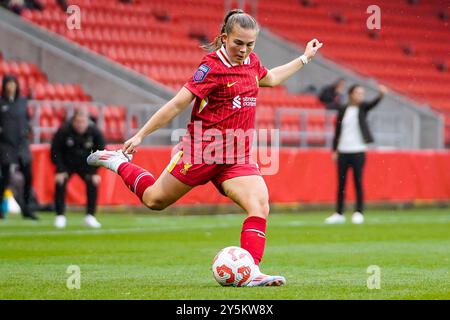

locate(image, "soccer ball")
[[212, 246, 256, 287]]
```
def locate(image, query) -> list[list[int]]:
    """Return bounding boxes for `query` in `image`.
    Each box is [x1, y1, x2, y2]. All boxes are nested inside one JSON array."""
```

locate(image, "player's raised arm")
[[123, 87, 195, 154], [259, 38, 323, 87]]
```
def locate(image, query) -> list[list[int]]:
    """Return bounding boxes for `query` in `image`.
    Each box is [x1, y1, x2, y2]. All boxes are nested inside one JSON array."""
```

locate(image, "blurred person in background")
[[50, 109, 105, 228], [3, 0, 43, 15], [318, 78, 346, 110], [325, 84, 387, 225], [55, 0, 67, 11], [0, 75, 38, 220]]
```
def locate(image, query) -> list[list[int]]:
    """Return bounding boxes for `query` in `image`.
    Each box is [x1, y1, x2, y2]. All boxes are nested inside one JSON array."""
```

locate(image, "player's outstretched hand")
[[304, 38, 323, 61], [123, 134, 143, 154]]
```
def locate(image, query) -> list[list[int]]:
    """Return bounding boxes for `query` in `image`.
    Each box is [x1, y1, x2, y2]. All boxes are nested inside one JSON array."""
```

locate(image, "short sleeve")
[[184, 60, 219, 100], [254, 54, 268, 81]]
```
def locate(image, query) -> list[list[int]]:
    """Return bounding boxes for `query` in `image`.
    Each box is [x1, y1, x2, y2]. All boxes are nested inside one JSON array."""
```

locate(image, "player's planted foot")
[[325, 213, 346, 224], [246, 266, 286, 287], [85, 214, 101, 228], [87, 150, 132, 173]]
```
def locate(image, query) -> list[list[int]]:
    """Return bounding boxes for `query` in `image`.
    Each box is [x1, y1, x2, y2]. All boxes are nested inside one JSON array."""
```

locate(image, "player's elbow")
[[269, 76, 285, 87], [260, 78, 277, 88]]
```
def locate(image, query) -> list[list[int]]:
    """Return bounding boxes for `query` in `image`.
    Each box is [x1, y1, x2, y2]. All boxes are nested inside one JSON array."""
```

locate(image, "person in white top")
[[325, 84, 387, 224]]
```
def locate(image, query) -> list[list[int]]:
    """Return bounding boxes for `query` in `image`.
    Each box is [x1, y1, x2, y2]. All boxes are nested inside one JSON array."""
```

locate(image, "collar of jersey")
[[216, 45, 250, 68]]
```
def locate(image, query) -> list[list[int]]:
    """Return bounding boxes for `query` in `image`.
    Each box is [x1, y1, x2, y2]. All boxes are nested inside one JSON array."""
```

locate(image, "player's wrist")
[[299, 54, 309, 66], [134, 132, 145, 141]]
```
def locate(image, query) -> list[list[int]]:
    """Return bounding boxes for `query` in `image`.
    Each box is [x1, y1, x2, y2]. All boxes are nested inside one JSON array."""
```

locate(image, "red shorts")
[[166, 151, 261, 195]]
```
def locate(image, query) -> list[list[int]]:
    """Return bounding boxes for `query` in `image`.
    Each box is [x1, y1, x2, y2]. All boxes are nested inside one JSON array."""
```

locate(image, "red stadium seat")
[[279, 113, 301, 145], [32, 83, 46, 100], [87, 105, 99, 121], [53, 84, 66, 100], [306, 114, 326, 146], [43, 84, 57, 100]]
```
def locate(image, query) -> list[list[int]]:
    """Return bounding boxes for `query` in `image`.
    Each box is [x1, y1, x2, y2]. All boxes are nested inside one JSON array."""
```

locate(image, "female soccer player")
[[88, 9, 323, 286]]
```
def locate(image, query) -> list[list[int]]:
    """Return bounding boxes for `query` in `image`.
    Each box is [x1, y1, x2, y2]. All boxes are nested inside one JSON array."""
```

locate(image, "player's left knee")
[[248, 198, 270, 218]]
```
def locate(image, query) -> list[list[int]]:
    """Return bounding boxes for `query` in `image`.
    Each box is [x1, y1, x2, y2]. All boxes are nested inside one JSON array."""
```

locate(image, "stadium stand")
[[256, 0, 450, 144], [19, 0, 339, 147], [0, 53, 129, 142], [18, 0, 449, 146], [0, 53, 90, 101]]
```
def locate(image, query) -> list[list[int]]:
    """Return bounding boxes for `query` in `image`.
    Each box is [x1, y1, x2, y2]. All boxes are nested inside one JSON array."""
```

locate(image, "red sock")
[[240, 216, 267, 265], [117, 162, 156, 200]]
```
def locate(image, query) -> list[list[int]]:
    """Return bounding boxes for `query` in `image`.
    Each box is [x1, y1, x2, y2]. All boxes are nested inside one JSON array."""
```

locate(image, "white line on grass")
[[0, 224, 237, 237]]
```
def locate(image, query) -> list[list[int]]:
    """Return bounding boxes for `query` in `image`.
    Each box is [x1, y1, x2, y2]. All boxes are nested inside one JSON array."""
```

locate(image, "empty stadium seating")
[[20, 0, 328, 104], [257, 0, 450, 144], [18, 0, 336, 147], [0, 53, 128, 142]]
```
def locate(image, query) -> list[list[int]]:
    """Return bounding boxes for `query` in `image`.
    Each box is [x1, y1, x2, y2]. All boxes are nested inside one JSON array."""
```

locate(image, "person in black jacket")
[[0, 75, 38, 220], [50, 109, 105, 228], [325, 84, 387, 224]]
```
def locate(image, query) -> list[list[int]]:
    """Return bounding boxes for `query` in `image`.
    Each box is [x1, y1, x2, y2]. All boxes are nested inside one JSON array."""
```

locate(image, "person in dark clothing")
[[318, 78, 345, 110], [50, 109, 105, 228], [0, 74, 38, 220], [55, 0, 67, 11], [325, 84, 387, 224], [4, 0, 43, 15]]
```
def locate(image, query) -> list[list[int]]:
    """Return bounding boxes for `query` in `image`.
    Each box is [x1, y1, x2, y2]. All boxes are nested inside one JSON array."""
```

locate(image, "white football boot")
[[351, 212, 364, 224], [324, 213, 346, 224], [54, 215, 67, 229], [87, 150, 132, 173], [246, 265, 286, 287], [85, 214, 101, 228]]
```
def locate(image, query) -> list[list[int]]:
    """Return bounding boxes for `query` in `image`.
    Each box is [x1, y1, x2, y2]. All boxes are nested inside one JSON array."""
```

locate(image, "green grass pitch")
[[0, 208, 449, 299]]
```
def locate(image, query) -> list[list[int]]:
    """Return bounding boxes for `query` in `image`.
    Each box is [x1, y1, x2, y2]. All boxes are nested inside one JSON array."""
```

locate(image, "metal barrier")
[[273, 108, 336, 147], [27, 100, 427, 149], [27, 100, 130, 143], [270, 108, 413, 149]]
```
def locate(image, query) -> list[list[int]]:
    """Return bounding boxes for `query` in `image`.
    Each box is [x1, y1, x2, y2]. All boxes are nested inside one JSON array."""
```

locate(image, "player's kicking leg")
[[220, 175, 286, 287], [87, 150, 192, 210]]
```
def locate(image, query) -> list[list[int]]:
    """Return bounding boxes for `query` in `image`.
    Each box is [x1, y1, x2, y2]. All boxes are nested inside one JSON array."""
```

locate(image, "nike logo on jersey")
[[227, 81, 238, 88]]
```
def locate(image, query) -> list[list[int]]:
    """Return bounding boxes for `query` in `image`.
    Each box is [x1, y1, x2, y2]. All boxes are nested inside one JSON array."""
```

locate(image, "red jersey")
[[183, 46, 268, 164]]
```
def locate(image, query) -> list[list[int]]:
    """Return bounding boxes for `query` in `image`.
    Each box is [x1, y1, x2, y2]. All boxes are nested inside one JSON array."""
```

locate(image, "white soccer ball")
[[212, 246, 257, 287]]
